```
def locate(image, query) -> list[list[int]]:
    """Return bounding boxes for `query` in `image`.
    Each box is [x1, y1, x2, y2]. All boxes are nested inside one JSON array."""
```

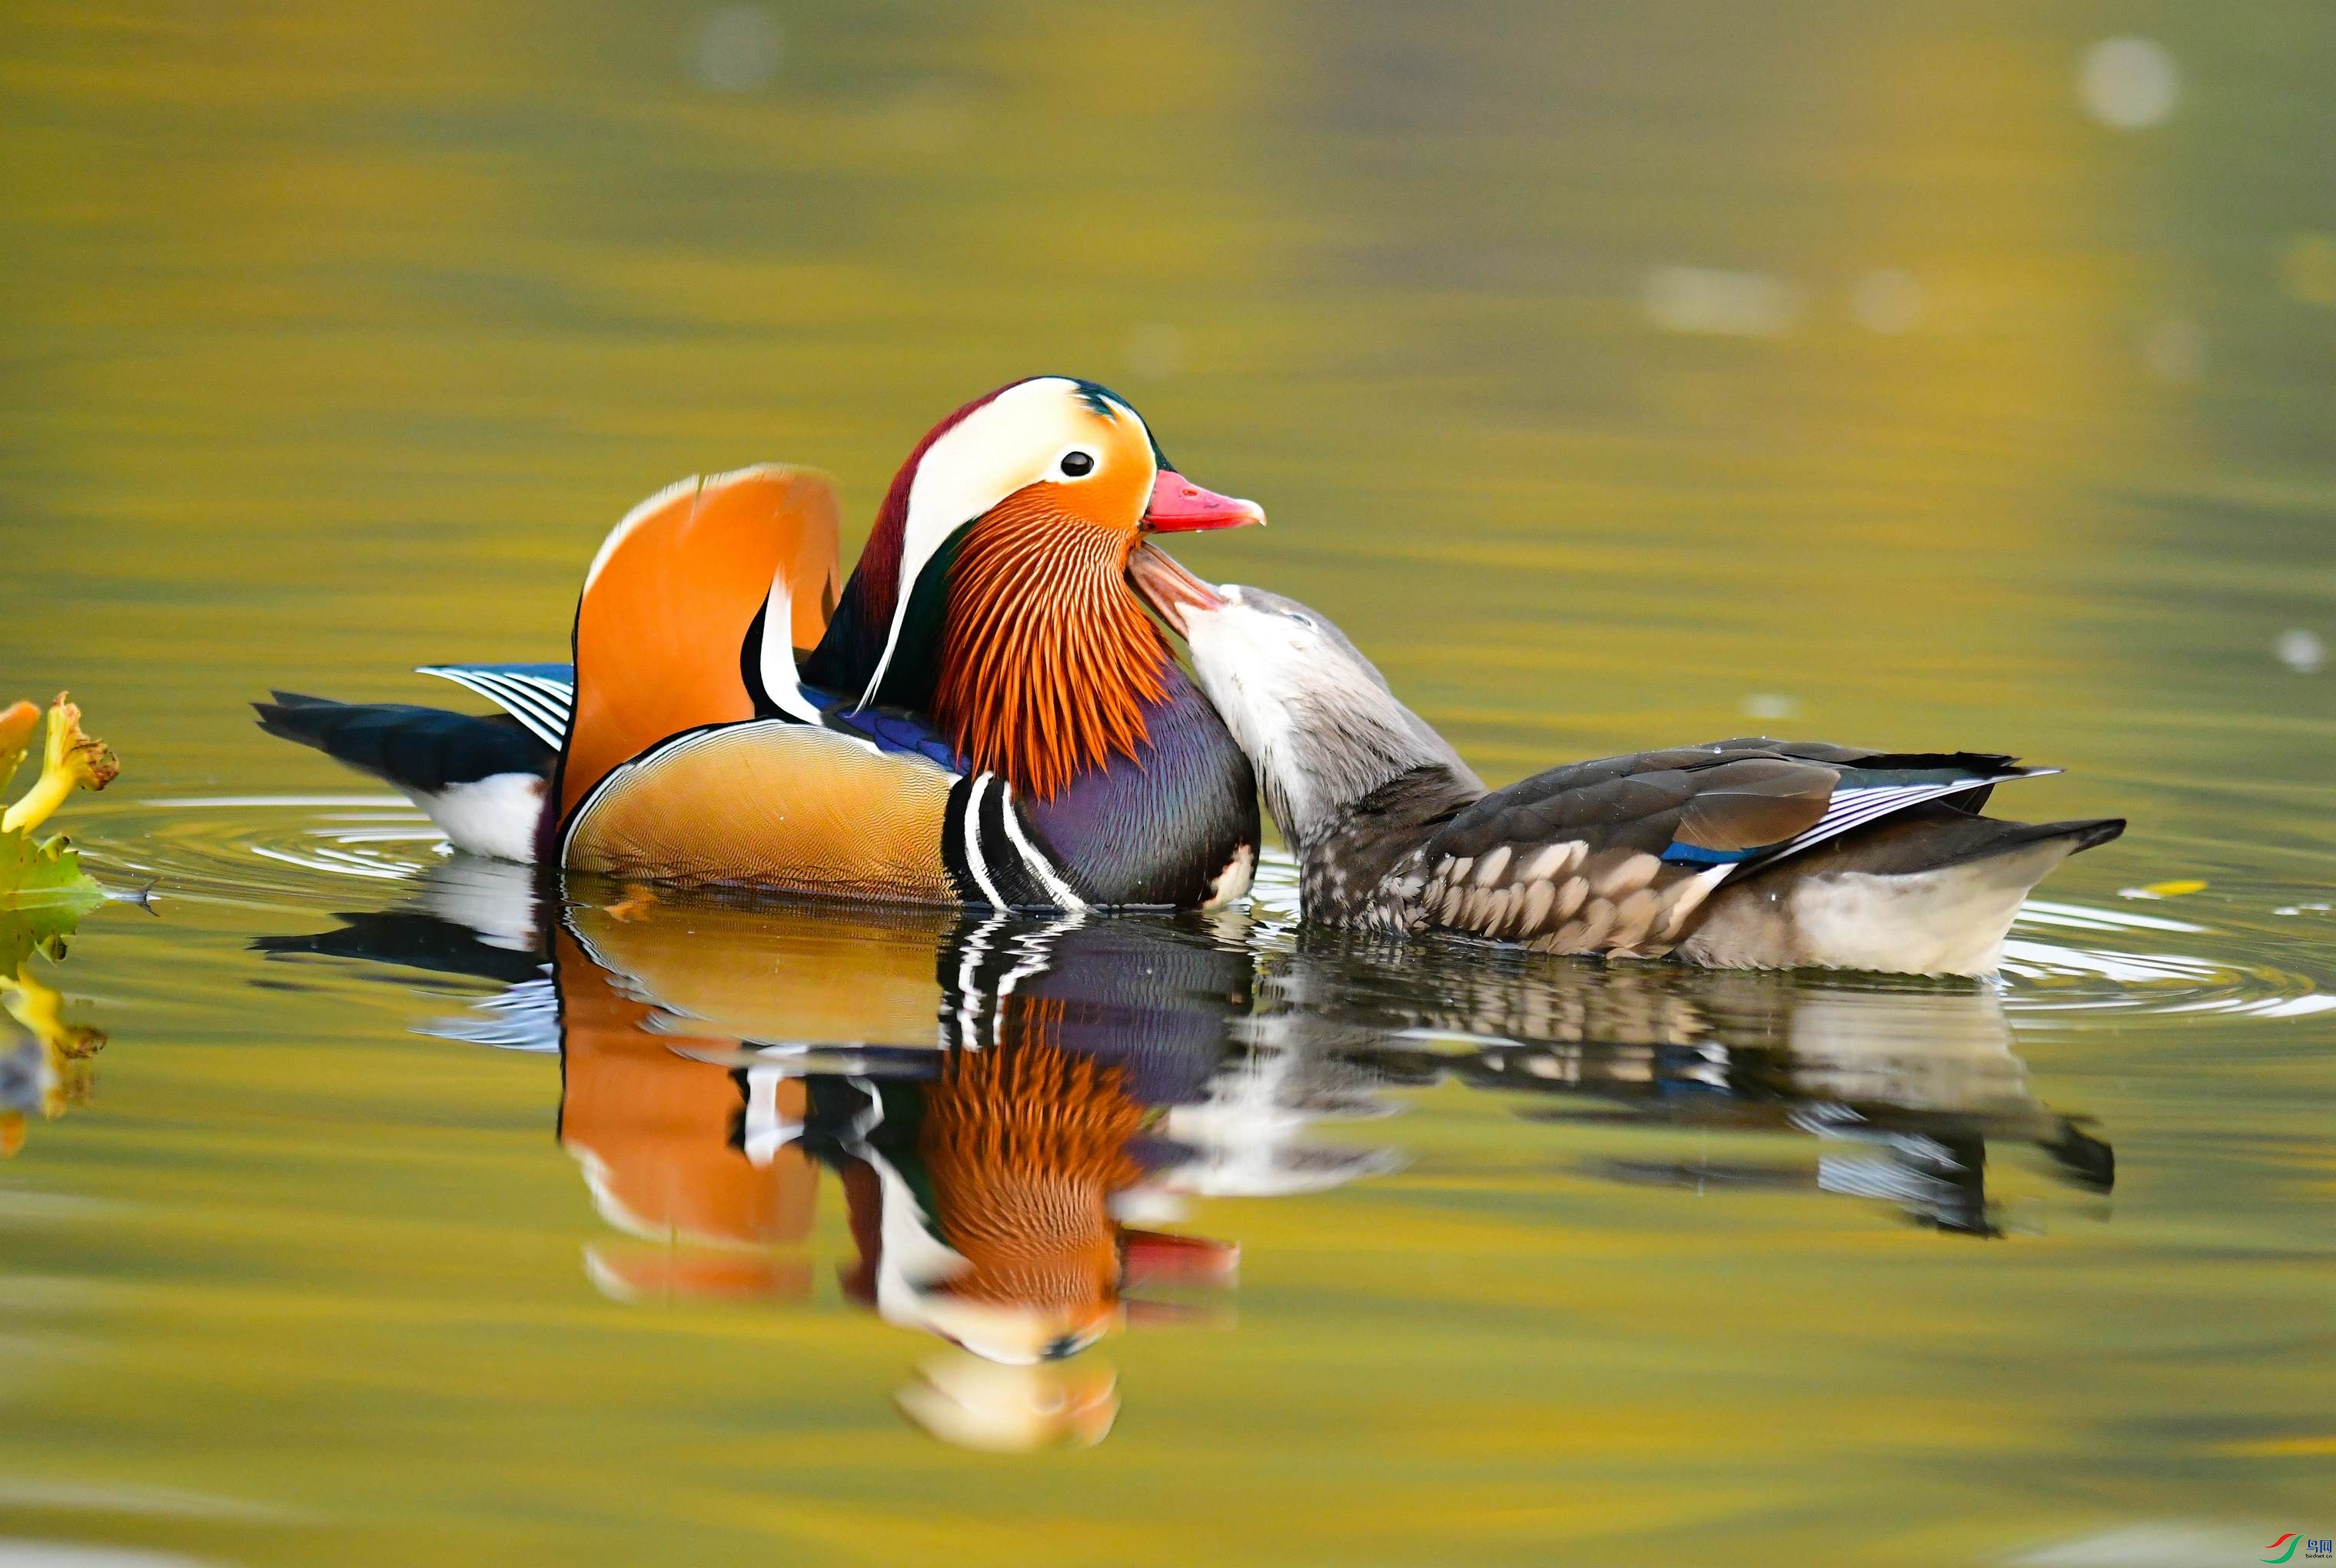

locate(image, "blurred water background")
[[2, 2, 2333, 1564]]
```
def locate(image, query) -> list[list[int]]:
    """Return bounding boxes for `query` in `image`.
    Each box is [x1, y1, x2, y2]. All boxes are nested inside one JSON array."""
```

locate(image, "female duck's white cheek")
[[1185, 631, 1251, 711], [1210, 664, 1290, 759]]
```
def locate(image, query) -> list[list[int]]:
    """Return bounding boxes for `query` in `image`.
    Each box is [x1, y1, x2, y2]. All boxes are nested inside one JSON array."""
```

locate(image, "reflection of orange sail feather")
[[554, 932, 817, 1254], [563, 466, 842, 820]]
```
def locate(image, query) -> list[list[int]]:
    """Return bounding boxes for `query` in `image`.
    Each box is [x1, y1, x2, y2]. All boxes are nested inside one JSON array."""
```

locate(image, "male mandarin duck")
[[1136, 560, 2126, 977], [258, 377, 1264, 910]]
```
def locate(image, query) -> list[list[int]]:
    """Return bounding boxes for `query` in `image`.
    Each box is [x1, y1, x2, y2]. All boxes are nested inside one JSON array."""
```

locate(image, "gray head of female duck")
[[1128, 547, 1485, 864]]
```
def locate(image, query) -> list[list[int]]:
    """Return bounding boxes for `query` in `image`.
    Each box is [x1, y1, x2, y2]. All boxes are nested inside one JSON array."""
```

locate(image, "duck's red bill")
[[1140, 470, 1265, 532], [1127, 543, 1226, 634]]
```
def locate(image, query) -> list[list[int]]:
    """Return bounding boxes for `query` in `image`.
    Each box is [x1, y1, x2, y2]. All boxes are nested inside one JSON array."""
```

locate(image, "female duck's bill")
[[1126, 540, 1233, 626]]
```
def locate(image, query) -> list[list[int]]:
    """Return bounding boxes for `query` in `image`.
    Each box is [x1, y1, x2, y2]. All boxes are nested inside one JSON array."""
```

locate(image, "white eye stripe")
[[859, 377, 1156, 709]]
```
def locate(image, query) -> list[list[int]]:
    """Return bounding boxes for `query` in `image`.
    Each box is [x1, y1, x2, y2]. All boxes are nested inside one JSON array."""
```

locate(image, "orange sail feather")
[[563, 465, 842, 820]]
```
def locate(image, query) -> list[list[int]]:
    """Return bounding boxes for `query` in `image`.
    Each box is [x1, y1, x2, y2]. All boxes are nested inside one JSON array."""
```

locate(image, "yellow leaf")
[[2142, 879, 2206, 897]]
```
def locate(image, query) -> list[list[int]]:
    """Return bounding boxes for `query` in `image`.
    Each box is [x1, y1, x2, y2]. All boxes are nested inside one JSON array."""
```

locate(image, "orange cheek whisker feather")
[[919, 1007, 1147, 1311], [935, 495, 1168, 799]]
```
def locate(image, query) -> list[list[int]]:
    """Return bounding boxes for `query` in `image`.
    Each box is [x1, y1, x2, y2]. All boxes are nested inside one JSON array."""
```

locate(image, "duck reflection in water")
[[259, 856, 2116, 1444], [1248, 932, 2113, 1238], [553, 896, 1246, 1420]]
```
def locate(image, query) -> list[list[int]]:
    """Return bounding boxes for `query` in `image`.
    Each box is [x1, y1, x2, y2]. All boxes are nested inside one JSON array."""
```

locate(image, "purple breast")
[[1027, 665, 1258, 907]]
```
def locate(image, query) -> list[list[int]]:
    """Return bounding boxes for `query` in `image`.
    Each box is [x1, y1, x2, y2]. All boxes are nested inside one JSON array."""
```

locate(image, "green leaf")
[[0, 829, 106, 920], [0, 909, 78, 972]]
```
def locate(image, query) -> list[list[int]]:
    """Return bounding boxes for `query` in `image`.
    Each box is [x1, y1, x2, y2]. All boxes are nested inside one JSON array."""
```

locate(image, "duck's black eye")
[[1059, 450, 1095, 478]]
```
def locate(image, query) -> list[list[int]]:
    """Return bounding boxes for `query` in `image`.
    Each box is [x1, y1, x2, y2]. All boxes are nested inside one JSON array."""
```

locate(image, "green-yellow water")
[[4, 2, 2334, 1563]]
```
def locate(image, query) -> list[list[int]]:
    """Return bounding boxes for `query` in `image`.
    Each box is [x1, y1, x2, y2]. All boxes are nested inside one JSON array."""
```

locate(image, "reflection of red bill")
[[1124, 1297, 1238, 1331], [1124, 1228, 1240, 1284]]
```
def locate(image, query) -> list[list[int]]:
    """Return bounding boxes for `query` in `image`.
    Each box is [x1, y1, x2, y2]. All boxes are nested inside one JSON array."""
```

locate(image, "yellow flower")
[[1, 694, 119, 835]]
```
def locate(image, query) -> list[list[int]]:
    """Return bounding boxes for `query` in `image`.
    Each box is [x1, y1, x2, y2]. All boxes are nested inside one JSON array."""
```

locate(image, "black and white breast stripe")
[[941, 773, 1092, 913], [938, 911, 1080, 1049]]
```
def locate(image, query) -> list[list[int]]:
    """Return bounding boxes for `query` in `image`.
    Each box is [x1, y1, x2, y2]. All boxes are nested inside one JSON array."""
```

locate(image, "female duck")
[[1135, 556, 2123, 976], [261, 377, 1263, 911]]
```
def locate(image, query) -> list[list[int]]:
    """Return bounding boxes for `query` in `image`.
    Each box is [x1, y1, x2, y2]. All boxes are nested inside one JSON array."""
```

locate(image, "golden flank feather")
[[933, 493, 1168, 799], [564, 721, 956, 899]]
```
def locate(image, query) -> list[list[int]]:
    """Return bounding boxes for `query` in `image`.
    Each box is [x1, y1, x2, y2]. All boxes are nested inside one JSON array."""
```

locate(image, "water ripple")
[[68, 793, 447, 912], [55, 796, 2331, 1025]]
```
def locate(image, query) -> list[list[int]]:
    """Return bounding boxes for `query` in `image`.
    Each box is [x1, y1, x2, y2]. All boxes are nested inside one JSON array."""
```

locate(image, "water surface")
[[3, 2, 2333, 1563]]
